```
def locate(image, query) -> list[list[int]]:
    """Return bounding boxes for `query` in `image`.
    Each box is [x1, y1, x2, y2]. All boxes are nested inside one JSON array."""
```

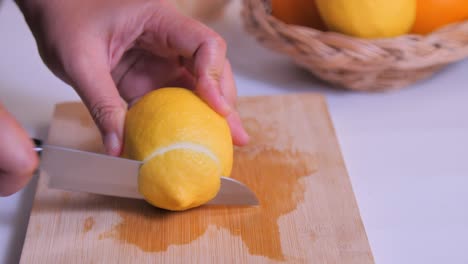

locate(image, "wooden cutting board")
[[20, 93, 374, 263]]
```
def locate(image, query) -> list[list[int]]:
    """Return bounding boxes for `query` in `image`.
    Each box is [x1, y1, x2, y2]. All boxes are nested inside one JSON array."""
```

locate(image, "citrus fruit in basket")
[[411, 0, 468, 34], [315, 0, 417, 38], [271, 0, 326, 30], [121, 88, 233, 211]]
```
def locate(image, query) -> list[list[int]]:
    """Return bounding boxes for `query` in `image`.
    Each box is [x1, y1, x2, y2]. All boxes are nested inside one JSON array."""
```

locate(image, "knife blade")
[[36, 142, 259, 206]]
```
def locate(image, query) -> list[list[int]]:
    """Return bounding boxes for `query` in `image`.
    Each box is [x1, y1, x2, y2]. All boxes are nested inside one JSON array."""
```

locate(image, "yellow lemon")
[[315, 0, 417, 38], [121, 88, 233, 211]]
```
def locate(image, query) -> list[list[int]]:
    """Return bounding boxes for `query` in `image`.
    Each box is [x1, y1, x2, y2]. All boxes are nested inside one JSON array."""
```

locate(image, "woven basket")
[[170, 0, 231, 22], [242, 0, 468, 91]]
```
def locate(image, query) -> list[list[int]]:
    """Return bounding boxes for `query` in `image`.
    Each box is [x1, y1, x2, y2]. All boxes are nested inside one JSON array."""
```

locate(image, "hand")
[[16, 0, 249, 156], [0, 103, 38, 196]]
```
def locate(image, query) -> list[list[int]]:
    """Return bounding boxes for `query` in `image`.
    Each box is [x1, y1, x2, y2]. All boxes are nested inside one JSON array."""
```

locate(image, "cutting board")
[[20, 93, 374, 263]]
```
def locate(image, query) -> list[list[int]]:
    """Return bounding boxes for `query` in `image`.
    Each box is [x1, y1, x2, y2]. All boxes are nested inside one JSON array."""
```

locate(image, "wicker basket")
[[241, 0, 468, 91], [170, 0, 231, 22]]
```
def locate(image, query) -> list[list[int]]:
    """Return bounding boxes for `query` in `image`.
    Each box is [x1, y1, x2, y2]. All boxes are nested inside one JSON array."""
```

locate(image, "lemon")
[[315, 0, 417, 38], [121, 88, 233, 211]]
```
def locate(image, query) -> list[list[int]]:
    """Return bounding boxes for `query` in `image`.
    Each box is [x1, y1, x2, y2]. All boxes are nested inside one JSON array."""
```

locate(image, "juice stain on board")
[[101, 119, 317, 261]]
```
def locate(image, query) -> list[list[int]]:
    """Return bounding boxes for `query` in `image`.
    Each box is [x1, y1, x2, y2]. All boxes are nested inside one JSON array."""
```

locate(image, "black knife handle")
[[33, 138, 43, 154]]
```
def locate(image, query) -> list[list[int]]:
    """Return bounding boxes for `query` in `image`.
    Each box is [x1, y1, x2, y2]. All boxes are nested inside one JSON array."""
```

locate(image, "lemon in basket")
[[121, 88, 233, 211], [315, 0, 417, 38]]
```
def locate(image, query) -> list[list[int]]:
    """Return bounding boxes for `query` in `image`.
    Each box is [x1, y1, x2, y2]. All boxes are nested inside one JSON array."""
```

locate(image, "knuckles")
[[89, 99, 120, 133]]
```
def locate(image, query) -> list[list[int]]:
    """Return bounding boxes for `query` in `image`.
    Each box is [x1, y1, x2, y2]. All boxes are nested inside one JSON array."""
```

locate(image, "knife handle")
[[33, 138, 43, 154]]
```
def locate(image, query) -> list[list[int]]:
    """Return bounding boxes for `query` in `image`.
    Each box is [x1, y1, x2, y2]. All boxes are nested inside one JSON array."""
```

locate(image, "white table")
[[1, 1, 467, 263]]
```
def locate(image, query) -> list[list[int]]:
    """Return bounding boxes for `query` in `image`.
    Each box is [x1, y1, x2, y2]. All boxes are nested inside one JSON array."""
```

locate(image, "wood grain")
[[20, 94, 374, 263]]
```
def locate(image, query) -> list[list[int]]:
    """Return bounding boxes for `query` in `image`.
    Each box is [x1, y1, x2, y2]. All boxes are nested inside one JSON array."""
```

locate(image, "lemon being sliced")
[[121, 88, 233, 211]]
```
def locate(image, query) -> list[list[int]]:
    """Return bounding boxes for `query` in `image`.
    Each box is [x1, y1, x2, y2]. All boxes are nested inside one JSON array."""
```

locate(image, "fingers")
[[219, 61, 249, 146], [113, 49, 196, 106], [189, 32, 231, 115], [0, 104, 38, 196], [141, 6, 249, 145], [66, 40, 126, 156], [226, 112, 250, 146], [141, 5, 231, 116]]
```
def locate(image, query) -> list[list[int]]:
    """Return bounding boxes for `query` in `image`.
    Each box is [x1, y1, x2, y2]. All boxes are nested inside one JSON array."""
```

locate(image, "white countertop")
[[1, 1, 467, 263]]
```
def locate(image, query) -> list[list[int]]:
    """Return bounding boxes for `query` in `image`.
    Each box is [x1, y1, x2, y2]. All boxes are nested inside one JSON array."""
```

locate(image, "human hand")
[[16, 0, 249, 156], [0, 103, 38, 196]]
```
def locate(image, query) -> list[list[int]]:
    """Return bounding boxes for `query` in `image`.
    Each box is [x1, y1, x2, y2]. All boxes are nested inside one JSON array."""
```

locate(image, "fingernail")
[[104, 133, 121, 156]]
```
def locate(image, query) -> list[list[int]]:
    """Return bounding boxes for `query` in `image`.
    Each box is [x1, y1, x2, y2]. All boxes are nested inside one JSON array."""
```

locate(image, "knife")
[[34, 139, 259, 206]]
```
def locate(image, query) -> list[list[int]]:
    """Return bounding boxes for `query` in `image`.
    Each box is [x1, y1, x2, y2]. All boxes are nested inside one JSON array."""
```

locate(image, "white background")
[[1, 1, 467, 263]]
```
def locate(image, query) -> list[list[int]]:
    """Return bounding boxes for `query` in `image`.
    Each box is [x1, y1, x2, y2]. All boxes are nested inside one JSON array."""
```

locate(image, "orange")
[[271, 0, 326, 30], [412, 0, 468, 34]]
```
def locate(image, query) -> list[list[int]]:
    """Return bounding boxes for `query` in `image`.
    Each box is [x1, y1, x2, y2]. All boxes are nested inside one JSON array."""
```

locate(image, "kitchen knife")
[[34, 140, 259, 206]]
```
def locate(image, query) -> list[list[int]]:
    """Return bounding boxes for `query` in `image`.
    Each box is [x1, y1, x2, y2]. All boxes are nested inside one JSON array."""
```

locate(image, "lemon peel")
[[122, 87, 233, 211]]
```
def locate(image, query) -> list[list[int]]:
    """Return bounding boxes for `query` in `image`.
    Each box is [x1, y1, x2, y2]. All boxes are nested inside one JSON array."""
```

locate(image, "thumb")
[[67, 45, 126, 156]]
